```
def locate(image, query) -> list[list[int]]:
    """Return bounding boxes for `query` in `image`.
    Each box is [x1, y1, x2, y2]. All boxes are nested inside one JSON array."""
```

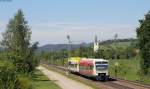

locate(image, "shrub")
[[0, 60, 33, 89], [16, 75, 33, 89], [0, 60, 17, 89]]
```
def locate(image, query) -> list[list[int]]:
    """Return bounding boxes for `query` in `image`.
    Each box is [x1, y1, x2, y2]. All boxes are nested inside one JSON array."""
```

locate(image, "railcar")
[[79, 58, 109, 80], [68, 57, 81, 73]]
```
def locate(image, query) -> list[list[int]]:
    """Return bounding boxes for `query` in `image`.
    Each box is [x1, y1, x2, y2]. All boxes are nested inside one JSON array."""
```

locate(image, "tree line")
[[41, 39, 138, 66]]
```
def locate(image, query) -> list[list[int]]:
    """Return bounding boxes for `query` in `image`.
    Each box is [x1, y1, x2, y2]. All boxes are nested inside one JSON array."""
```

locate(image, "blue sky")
[[0, 0, 150, 45]]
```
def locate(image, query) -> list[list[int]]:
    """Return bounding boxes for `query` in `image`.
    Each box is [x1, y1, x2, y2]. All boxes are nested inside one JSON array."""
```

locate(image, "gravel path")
[[38, 66, 93, 89]]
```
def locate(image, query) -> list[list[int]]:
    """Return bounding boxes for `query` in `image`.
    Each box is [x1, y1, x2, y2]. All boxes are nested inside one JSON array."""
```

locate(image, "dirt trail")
[[38, 66, 93, 89]]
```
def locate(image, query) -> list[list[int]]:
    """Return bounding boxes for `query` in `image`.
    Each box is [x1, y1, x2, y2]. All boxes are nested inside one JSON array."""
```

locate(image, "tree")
[[1, 9, 38, 73], [136, 11, 150, 75]]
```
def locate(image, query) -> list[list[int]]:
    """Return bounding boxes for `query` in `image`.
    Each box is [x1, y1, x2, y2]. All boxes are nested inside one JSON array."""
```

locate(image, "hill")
[[37, 38, 137, 53], [37, 43, 92, 53]]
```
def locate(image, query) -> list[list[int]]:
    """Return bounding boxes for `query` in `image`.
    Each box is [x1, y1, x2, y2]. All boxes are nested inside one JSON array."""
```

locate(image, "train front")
[[94, 59, 109, 80]]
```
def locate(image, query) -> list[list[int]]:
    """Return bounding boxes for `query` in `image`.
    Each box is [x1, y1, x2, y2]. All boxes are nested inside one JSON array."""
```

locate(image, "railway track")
[[43, 64, 150, 89]]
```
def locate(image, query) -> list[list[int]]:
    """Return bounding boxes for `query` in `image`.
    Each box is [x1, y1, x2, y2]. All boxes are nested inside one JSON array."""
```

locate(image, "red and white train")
[[68, 57, 109, 80]]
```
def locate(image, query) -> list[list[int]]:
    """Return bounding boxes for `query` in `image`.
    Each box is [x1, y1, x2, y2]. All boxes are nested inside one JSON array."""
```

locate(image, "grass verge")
[[33, 70, 61, 89]]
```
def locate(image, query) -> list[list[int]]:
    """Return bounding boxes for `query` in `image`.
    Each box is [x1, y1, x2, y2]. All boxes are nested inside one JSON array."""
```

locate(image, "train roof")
[[81, 58, 108, 62], [68, 57, 81, 63], [68, 57, 108, 63]]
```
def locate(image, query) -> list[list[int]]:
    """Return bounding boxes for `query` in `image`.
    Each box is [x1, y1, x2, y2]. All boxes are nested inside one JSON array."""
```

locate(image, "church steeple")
[[95, 35, 98, 43], [94, 35, 99, 52]]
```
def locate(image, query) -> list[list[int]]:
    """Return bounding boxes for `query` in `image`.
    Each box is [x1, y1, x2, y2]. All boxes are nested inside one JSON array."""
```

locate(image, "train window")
[[96, 61, 108, 64], [102, 62, 108, 64], [70, 64, 72, 67], [68, 61, 71, 65], [82, 66, 84, 70], [86, 66, 89, 70], [90, 65, 93, 70], [96, 64, 108, 71], [70, 64, 75, 68], [81, 66, 83, 70], [83, 66, 86, 70], [95, 61, 108, 71], [88, 66, 90, 70], [75, 64, 77, 68], [79, 65, 83, 70], [79, 66, 81, 69], [80, 65, 82, 70]]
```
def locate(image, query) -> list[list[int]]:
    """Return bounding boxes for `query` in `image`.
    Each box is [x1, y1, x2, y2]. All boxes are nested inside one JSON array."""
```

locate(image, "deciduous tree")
[[137, 11, 150, 75]]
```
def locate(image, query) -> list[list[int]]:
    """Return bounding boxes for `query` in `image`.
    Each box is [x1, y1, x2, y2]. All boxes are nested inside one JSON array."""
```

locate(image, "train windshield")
[[95, 61, 108, 71]]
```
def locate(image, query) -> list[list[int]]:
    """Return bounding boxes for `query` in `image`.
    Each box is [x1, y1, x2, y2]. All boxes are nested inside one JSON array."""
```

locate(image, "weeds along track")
[[43, 64, 150, 89]]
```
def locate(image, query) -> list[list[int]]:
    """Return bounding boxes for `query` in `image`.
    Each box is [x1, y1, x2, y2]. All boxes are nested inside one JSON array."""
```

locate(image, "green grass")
[[101, 42, 131, 48], [109, 58, 150, 85], [33, 70, 61, 89], [110, 42, 131, 48], [109, 58, 140, 80]]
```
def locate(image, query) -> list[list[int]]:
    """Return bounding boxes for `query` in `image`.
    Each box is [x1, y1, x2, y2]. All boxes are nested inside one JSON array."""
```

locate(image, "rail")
[[42, 64, 150, 89]]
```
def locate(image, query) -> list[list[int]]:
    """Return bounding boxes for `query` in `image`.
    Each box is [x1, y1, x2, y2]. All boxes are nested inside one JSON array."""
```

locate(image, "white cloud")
[[0, 21, 137, 46], [31, 22, 137, 45]]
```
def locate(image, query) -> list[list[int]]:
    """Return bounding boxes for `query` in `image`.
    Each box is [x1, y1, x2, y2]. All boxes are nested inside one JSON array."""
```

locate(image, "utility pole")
[[67, 35, 71, 58], [114, 34, 118, 46], [66, 35, 71, 75], [114, 34, 118, 59]]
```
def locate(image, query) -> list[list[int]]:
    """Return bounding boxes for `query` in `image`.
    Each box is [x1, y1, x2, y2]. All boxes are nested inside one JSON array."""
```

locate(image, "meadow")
[[109, 58, 150, 85]]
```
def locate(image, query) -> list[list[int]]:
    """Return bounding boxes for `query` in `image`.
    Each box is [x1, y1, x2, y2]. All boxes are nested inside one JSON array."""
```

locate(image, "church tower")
[[94, 35, 99, 52]]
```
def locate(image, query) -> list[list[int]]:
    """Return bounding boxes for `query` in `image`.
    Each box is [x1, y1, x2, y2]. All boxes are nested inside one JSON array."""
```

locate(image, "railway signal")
[[66, 35, 72, 75]]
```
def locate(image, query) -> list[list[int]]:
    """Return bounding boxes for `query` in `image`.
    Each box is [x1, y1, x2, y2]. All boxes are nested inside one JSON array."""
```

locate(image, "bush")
[[0, 60, 33, 89], [16, 75, 33, 89], [0, 60, 17, 89]]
